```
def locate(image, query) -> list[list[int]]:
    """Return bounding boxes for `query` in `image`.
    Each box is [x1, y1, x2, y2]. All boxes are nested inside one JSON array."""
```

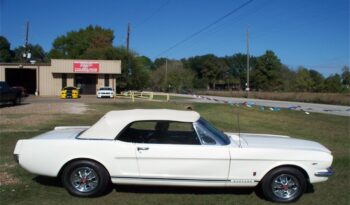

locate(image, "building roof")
[[78, 109, 200, 140]]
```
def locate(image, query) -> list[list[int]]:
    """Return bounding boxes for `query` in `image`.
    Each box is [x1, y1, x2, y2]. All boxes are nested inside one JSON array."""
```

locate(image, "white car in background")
[[13, 109, 333, 203], [97, 87, 114, 98]]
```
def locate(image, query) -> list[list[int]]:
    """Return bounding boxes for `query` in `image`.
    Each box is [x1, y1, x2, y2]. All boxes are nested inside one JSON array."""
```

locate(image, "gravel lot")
[[0, 102, 88, 115], [0, 95, 128, 117], [0, 97, 90, 132]]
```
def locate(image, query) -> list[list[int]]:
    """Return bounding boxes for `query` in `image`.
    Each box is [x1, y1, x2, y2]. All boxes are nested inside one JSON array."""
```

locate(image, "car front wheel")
[[13, 95, 21, 105], [260, 167, 306, 203], [61, 160, 110, 197]]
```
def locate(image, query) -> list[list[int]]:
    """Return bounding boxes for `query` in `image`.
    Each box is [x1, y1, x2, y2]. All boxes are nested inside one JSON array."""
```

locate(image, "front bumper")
[[61, 94, 79, 99], [14, 154, 19, 163], [97, 93, 114, 98], [315, 167, 334, 177]]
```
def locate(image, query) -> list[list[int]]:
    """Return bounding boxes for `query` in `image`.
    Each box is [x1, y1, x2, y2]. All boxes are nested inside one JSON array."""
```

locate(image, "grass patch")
[[0, 101, 349, 205]]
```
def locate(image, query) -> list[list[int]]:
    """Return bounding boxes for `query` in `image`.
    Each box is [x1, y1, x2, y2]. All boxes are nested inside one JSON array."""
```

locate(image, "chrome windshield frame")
[[193, 118, 230, 146]]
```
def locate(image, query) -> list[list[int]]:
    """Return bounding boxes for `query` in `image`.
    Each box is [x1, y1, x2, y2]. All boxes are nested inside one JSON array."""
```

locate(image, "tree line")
[[1, 25, 349, 93]]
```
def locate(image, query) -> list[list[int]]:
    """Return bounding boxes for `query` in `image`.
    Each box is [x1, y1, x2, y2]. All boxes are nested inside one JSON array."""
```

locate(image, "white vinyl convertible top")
[[78, 109, 200, 140]]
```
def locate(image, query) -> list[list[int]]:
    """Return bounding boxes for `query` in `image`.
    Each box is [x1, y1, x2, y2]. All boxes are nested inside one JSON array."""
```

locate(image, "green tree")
[[223, 53, 257, 90], [187, 54, 228, 89], [251, 50, 283, 91], [136, 56, 154, 70], [309, 69, 324, 92], [151, 60, 194, 92], [154, 58, 168, 68], [293, 67, 314, 92], [107, 47, 150, 91], [0, 36, 13, 62], [49, 25, 114, 59], [341, 65, 350, 89], [279, 65, 296, 91], [324, 74, 342, 92], [128, 57, 151, 90]]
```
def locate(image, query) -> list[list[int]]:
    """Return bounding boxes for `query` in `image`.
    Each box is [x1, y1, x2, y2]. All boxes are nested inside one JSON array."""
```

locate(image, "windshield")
[[195, 118, 230, 145], [100, 87, 112, 91], [64, 87, 76, 91]]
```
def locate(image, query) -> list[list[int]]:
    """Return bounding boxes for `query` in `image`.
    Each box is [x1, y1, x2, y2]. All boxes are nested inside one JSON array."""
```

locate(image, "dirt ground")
[[0, 102, 88, 115], [0, 163, 18, 186], [0, 102, 88, 132]]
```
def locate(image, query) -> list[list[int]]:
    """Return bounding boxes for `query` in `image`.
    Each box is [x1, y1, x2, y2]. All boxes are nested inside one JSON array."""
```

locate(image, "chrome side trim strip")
[[111, 176, 229, 182]]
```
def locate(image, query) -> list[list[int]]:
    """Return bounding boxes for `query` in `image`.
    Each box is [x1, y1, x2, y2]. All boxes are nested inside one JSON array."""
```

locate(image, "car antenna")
[[236, 108, 242, 148]]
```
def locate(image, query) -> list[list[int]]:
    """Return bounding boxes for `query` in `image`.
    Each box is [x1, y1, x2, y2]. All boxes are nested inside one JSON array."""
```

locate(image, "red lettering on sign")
[[73, 61, 100, 73]]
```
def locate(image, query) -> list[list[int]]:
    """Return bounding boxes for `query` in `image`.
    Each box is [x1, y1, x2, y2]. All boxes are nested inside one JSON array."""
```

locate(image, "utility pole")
[[126, 23, 131, 75], [23, 21, 31, 62], [25, 21, 29, 50], [165, 59, 168, 91], [246, 28, 250, 98], [126, 23, 130, 52]]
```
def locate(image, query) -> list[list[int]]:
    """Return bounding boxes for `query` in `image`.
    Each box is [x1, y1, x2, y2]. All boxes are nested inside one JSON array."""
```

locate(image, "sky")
[[0, 0, 349, 76]]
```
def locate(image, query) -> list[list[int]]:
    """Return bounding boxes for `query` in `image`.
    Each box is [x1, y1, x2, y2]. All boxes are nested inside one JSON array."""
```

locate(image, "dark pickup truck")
[[0, 81, 22, 105]]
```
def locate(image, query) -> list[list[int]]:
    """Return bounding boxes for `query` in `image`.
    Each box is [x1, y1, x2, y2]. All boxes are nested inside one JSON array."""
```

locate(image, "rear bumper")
[[315, 167, 334, 177]]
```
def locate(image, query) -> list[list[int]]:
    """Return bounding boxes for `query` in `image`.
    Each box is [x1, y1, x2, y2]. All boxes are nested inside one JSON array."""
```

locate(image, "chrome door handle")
[[137, 147, 149, 151]]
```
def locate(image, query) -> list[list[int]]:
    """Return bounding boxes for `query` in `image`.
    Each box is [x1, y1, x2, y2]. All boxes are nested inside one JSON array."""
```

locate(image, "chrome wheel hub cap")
[[70, 167, 99, 192], [271, 174, 299, 199]]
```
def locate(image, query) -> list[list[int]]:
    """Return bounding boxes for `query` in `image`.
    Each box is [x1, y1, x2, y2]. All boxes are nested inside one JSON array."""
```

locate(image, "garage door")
[[5, 68, 36, 94], [74, 74, 97, 94]]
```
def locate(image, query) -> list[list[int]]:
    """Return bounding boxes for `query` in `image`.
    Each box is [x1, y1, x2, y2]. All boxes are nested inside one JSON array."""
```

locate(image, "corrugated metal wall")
[[0, 65, 5, 81], [39, 66, 61, 96]]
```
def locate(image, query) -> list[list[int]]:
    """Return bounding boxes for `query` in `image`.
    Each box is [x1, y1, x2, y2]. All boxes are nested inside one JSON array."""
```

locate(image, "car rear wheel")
[[261, 167, 306, 203], [61, 160, 110, 197]]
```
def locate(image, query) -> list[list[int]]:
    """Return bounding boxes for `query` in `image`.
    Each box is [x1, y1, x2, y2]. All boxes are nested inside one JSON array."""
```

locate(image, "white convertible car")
[[13, 109, 333, 203]]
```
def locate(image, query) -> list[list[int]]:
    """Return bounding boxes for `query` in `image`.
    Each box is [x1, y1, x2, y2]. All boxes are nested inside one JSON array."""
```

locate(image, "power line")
[[155, 0, 254, 58], [135, 0, 170, 29], [169, 0, 270, 56], [120, 1, 169, 46]]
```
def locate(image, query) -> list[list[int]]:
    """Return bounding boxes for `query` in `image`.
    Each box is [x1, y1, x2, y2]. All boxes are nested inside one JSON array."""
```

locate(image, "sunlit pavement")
[[172, 94, 350, 117]]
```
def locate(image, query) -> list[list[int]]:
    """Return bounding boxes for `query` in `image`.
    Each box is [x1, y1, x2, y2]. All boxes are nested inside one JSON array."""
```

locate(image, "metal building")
[[0, 59, 121, 96]]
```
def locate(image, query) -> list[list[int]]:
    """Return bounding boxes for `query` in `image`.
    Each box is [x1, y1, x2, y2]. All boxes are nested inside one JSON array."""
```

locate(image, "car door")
[[134, 121, 230, 182], [0, 82, 10, 101], [110, 140, 139, 178]]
